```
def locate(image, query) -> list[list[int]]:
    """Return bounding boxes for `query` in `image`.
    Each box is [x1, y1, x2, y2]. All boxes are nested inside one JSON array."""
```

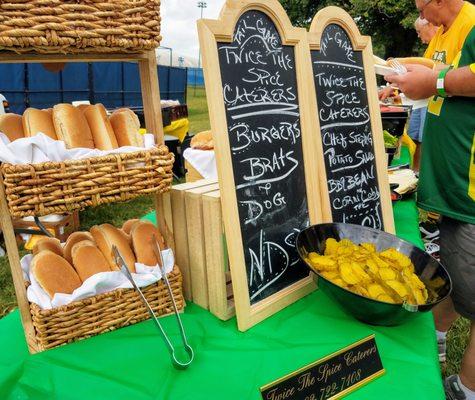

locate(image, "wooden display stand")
[[165, 179, 218, 301], [166, 184, 235, 320], [0, 50, 172, 354], [202, 190, 235, 321], [184, 182, 220, 309]]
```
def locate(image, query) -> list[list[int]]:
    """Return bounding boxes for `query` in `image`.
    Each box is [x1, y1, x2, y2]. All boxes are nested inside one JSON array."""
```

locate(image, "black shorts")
[[439, 217, 475, 320]]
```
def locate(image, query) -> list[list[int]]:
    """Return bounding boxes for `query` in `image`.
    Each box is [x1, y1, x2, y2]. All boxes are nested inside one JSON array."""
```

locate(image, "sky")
[[159, 0, 226, 66]]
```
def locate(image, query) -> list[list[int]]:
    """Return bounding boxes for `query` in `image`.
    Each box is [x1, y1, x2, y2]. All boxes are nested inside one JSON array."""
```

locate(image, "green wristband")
[[436, 67, 451, 98]]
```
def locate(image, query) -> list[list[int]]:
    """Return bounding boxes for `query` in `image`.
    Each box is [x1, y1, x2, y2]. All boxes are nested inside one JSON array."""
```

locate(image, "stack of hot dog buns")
[[0, 104, 143, 148], [391, 57, 436, 69], [374, 55, 436, 70], [30, 220, 166, 299]]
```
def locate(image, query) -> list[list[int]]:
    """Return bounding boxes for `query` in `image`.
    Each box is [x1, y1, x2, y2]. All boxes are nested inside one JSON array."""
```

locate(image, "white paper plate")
[[374, 64, 398, 76]]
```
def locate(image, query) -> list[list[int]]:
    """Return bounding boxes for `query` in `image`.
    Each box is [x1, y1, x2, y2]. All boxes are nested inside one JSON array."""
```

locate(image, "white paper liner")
[[0, 132, 156, 165], [21, 249, 175, 310], [182, 148, 217, 179], [21, 214, 64, 223]]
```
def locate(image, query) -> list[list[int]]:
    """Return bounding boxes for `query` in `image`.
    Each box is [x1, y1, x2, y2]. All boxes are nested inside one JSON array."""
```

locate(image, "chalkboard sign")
[[308, 8, 394, 233], [198, 0, 321, 331], [217, 10, 310, 304], [260, 335, 385, 400]]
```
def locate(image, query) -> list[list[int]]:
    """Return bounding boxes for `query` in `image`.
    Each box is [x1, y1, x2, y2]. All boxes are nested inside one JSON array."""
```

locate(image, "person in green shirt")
[[386, 27, 475, 400]]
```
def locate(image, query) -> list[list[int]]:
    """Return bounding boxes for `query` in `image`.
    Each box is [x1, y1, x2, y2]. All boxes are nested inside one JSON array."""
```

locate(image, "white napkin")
[[21, 214, 64, 223], [161, 99, 180, 107], [0, 132, 156, 165], [183, 148, 217, 179], [21, 249, 175, 310], [388, 169, 419, 194]]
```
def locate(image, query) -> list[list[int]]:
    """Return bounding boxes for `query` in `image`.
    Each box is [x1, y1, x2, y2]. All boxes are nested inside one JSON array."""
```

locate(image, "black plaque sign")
[[217, 11, 310, 304], [260, 336, 385, 400], [312, 24, 384, 230]]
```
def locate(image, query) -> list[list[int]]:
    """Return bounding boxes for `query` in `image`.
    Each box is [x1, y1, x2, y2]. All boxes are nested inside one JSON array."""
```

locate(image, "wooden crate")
[[202, 190, 235, 320], [184, 183, 220, 309], [167, 179, 218, 300], [185, 160, 205, 183], [13, 212, 80, 243]]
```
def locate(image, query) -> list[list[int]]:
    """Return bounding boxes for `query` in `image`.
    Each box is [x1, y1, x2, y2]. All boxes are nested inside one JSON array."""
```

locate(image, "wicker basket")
[[1, 145, 174, 218], [28, 264, 184, 351], [0, 0, 161, 54]]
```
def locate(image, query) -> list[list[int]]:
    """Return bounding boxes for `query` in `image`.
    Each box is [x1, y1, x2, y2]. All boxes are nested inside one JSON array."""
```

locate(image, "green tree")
[[280, 0, 420, 58], [279, 0, 348, 27]]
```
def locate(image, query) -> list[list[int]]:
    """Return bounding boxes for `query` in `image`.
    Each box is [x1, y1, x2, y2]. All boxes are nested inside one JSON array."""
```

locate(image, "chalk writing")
[[312, 24, 383, 229], [218, 10, 310, 304]]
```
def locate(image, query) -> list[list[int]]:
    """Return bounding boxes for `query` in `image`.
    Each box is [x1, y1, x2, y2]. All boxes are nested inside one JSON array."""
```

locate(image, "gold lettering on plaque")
[[297, 372, 315, 391], [266, 386, 296, 400], [317, 362, 342, 383], [344, 346, 377, 366]]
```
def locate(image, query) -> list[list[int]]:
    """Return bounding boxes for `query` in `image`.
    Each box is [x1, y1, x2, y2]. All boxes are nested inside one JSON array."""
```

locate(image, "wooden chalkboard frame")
[[307, 6, 395, 233], [198, 0, 322, 331]]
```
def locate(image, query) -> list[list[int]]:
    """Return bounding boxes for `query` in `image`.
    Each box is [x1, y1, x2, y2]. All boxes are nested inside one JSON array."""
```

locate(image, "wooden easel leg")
[[139, 50, 164, 144], [0, 174, 38, 353], [139, 50, 175, 250]]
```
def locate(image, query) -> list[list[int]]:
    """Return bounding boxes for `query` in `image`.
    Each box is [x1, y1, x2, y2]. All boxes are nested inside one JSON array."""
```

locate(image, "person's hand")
[[378, 86, 397, 101], [385, 64, 438, 100]]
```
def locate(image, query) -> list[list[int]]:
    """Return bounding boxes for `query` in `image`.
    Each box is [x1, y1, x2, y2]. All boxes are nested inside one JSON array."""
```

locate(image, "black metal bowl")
[[385, 145, 398, 166], [296, 223, 452, 326]]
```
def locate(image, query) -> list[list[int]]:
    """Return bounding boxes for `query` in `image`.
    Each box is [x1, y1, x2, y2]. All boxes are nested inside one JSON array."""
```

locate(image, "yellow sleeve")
[[470, 63, 475, 74]]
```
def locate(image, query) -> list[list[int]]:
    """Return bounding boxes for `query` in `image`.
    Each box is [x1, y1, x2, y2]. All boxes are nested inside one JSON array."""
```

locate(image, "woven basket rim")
[[0, 0, 161, 54], [1, 144, 171, 170], [28, 264, 181, 316], [1, 143, 174, 219]]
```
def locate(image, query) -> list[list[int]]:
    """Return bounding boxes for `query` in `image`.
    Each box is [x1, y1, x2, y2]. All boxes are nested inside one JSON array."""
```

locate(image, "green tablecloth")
[[0, 149, 444, 400]]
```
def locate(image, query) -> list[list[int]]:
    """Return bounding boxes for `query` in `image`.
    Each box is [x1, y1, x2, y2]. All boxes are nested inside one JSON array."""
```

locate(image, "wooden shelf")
[[0, 49, 172, 353], [0, 52, 149, 64]]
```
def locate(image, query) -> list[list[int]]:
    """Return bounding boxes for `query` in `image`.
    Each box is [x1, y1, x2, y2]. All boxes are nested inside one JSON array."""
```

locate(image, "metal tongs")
[[388, 163, 410, 172], [112, 240, 194, 370]]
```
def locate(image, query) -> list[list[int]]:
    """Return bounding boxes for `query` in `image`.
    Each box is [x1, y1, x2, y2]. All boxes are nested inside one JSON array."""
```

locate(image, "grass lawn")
[[187, 85, 210, 134], [0, 83, 470, 381]]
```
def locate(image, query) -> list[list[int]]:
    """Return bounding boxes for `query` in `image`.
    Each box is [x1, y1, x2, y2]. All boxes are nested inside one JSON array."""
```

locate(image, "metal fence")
[[0, 63, 188, 114], [187, 67, 204, 87]]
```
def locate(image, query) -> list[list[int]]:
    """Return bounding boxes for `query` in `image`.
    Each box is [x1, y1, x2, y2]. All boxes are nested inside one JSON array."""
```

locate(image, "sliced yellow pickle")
[[306, 238, 428, 305]]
